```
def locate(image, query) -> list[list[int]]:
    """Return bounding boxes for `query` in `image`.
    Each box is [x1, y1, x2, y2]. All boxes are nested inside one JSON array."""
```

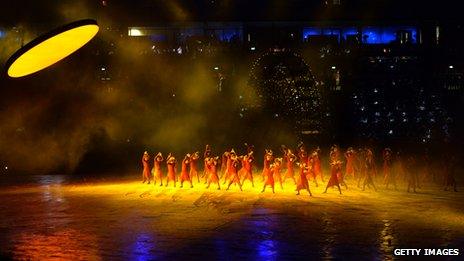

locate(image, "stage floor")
[[0, 175, 462, 260]]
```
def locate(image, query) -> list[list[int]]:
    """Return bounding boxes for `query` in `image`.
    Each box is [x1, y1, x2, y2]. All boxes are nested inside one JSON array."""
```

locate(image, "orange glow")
[[7, 20, 99, 78]]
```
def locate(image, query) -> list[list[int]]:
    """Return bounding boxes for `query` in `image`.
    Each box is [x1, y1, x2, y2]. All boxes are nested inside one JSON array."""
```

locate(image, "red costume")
[[283, 147, 297, 184], [203, 145, 212, 184], [222, 151, 233, 184], [165, 154, 177, 187], [239, 151, 255, 187], [345, 148, 355, 179], [189, 152, 200, 183], [226, 153, 242, 191], [312, 148, 324, 182], [152, 152, 164, 186], [273, 158, 284, 190], [179, 154, 193, 188], [261, 149, 274, 181], [324, 160, 343, 194], [206, 156, 221, 190], [307, 156, 319, 187], [142, 151, 151, 184], [296, 163, 312, 196], [262, 162, 276, 193]]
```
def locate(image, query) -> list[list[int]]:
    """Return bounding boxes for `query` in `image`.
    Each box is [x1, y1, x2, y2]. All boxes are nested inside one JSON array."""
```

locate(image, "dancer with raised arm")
[[142, 151, 151, 184], [189, 151, 200, 183], [262, 161, 276, 193], [152, 152, 164, 186], [203, 145, 212, 184], [345, 147, 356, 179], [165, 153, 177, 187], [206, 156, 221, 190], [282, 146, 297, 185], [179, 154, 193, 188], [324, 160, 343, 194], [296, 162, 312, 196], [262, 149, 274, 181], [222, 151, 232, 184], [226, 150, 243, 191], [239, 151, 255, 187], [312, 147, 324, 182]]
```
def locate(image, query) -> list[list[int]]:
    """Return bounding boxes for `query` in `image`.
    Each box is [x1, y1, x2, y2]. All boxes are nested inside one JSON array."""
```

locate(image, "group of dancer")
[[141, 143, 458, 195]]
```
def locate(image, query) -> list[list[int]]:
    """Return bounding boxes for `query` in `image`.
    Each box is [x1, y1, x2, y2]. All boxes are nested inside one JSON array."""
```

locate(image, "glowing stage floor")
[[0, 175, 462, 260]]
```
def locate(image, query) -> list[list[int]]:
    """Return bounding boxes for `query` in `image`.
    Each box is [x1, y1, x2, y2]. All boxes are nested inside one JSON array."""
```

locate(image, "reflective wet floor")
[[0, 175, 463, 260]]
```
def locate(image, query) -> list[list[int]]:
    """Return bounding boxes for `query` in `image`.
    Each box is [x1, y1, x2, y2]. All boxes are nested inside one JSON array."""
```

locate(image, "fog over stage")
[[0, 174, 462, 260]]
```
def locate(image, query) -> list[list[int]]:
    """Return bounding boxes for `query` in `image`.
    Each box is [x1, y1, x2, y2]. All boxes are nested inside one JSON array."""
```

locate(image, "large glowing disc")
[[5, 19, 99, 78]]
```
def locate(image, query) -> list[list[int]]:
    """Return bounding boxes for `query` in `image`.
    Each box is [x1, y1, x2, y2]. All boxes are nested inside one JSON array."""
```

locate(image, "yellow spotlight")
[[5, 19, 99, 78]]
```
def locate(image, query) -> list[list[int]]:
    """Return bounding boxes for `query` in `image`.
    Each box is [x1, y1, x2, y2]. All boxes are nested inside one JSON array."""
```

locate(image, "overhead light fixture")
[[5, 19, 99, 78]]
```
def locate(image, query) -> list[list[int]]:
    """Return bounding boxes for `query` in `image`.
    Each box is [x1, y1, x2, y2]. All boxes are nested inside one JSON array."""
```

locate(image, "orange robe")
[[345, 152, 355, 178], [142, 155, 150, 181], [327, 164, 341, 188], [296, 167, 310, 191], [284, 155, 296, 181], [179, 159, 191, 183], [208, 160, 219, 183], [167, 161, 176, 183], [239, 156, 253, 182], [152, 157, 163, 181]]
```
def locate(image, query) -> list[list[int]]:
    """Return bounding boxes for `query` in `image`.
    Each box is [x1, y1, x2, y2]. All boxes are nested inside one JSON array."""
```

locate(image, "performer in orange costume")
[[296, 162, 312, 196], [142, 151, 151, 184], [222, 151, 232, 184], [262, 149, 274, 181], [152, 152, 164, 186], [362, 149, 377, 191], [345, 147, 356, 179], [189, 151, 200, 183], [239, 151, 255, 187], [312, 147, 324, 182], [324, 160, 343, 194], [226, 151, 242, 191], [262, 162, 276, 193], [307, 156, 319, 187], [203, 145, 212, 184], [206, 156, 221, 190], [179, 154, 193, 188], [165, 154, 177, 187], [282, 146, 297, 184]]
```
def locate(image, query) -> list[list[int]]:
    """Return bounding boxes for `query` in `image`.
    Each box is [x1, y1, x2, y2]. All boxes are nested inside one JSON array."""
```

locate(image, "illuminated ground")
[[0, 174, 463, 260]]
